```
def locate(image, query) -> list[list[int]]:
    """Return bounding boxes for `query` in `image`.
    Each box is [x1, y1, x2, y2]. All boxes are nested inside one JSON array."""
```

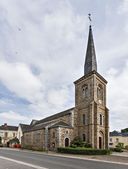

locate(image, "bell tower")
[[74, 25, 109, 149]]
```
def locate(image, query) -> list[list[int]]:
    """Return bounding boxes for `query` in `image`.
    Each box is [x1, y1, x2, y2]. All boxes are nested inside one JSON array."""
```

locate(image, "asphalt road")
[[0, 148, 128, 169]]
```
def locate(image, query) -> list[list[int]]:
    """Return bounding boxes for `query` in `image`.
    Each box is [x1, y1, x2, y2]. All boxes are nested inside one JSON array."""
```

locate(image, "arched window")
[[82, 84, 88, 98], [83, 114, 85, 125], [83, 134, 86, 141], [100, 114, 104, 126], [97, 84, 103, 102], [82, 114, 88, 125]]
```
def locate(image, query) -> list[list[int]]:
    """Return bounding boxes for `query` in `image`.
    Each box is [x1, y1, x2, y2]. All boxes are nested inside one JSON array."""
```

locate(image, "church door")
[[99, 137, 102, 149], [65, 138, 69, 147]]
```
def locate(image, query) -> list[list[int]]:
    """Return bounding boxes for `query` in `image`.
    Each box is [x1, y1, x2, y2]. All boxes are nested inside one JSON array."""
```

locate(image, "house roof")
[[23, 107, 74, 133], [35, 107, 74, 125], [30, 120, 39, 126], [19, 124, 31, 132], [110, 131, 128, 137], [0, 125, 18, 131], [49, 121, 73, 129]]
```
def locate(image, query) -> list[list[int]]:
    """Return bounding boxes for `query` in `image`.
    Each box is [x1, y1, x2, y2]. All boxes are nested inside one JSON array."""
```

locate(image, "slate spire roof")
[[84, 25, 97, 75]]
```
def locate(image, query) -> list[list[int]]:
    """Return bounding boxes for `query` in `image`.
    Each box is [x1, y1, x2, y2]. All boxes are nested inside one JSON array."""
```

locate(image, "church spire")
[[84, 25, 97, 75]]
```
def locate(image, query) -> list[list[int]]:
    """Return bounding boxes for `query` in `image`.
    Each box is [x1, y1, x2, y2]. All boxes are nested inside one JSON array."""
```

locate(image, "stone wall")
[[23, 129, 45, 149]]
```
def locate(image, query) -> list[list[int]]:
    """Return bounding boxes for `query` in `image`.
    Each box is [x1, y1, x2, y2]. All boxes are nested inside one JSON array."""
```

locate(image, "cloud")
[[0, 0, 86, 125], [118, 0, 128, 14], [106, 60, 128, 130], [0, 0, 127, 132], [0, 61, 43, 103], [0, 110, 29, 125]]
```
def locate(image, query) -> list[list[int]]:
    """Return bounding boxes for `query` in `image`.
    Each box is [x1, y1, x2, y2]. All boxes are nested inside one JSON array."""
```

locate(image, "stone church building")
[[22, 25, 109, 150]]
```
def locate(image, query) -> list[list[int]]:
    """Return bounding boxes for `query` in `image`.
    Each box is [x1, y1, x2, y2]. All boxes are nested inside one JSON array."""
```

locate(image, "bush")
[[0, 144, 3, 147], [57, 147, 111, 155], [110, 147, 123, 152], [70, 144, 77, 148], [70, 137, 84, 147], [125, 145, 128, 150], [116, 142, 124, 149], [70, 137, 92, 148], [9, 137, 20, 145]]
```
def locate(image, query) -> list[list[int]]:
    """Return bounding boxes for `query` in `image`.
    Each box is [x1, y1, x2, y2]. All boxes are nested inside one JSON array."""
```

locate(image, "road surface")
[[0, 148, 128, 169]]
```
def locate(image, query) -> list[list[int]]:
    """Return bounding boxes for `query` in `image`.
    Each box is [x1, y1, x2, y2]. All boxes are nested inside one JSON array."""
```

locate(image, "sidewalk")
[[46, 151, 128, 164]]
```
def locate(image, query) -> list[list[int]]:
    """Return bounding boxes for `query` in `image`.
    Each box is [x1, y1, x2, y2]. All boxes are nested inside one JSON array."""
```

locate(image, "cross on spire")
[[88, 13, 92, 25]]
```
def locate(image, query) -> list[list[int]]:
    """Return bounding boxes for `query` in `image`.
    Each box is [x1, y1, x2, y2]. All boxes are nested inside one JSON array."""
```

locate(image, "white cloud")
[[0, 0, 127, 132], [107, 60, 128, 130], [118, 0, 128, 14], [0, 61, 43, 103], [0, 110, 29, 124]]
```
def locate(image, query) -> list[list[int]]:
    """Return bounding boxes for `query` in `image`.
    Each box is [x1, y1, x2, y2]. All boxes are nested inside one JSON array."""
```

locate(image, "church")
[[22, 25, 109, 150]]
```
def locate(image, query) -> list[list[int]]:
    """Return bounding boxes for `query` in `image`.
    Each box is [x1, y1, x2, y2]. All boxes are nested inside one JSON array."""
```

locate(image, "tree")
[[121, 128, 128, 133], [70, 137, 92, 148], [9, 137, 19, 144], [116, 142, 124, 149], [0, 136, 2, 144]]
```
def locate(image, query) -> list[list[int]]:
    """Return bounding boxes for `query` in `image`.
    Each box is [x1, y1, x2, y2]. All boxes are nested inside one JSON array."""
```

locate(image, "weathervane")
[[88, 13, 92, 25]]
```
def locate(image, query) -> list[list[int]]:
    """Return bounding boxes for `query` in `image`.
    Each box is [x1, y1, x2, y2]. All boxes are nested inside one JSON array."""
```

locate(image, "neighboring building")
[[17, 124, 31, 144], [17, 120, 38, 144], [109, 131, 128, 148], [0, 123, 18, 145], [22, 25, 109, 150]]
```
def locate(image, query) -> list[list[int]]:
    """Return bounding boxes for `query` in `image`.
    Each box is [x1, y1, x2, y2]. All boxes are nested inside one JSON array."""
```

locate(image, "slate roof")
[[24, 121, 51, 132], [20, 124, 31, 132], [24, 108, 74, 132], [49, 121, 73, 129], [35, 107, 74, 125], [84, 25, 97, 75], [0, 125, 18, 131], [110, 132, 128, 137], [30, 120, 38, 126]]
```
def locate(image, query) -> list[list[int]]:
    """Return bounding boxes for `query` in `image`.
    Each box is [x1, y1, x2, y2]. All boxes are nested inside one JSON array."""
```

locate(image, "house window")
[[109, 143, 113, 145], [13, 133, 15, 137], [110, 138, 112, 142], [66, 130, 69, 134], [83, 134, 86, 141], [5, 132, 8, 138], [116, 138, 119, 143]]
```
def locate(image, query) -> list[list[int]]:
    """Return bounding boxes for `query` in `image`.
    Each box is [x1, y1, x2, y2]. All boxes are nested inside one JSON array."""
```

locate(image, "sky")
[[0, 0, 128, 131]]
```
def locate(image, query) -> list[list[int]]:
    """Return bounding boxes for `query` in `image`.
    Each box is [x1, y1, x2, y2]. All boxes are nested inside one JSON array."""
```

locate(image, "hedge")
[[110, 147, 123, 152], [57, 147, 111, 155]]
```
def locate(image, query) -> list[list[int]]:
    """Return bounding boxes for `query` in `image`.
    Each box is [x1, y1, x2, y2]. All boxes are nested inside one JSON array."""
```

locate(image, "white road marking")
[[0, 156, 49, 169]]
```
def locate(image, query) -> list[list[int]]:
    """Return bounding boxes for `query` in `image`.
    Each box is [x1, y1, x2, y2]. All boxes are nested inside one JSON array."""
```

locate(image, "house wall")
[[17, 125, 23, 144], [0, 129, 17, 145], [109, 136, 128, 148]]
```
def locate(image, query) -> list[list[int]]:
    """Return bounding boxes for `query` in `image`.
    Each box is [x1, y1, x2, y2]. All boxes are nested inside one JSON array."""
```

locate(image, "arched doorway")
[[99, 131, 104, 149], [65, 138, 69, 147]]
